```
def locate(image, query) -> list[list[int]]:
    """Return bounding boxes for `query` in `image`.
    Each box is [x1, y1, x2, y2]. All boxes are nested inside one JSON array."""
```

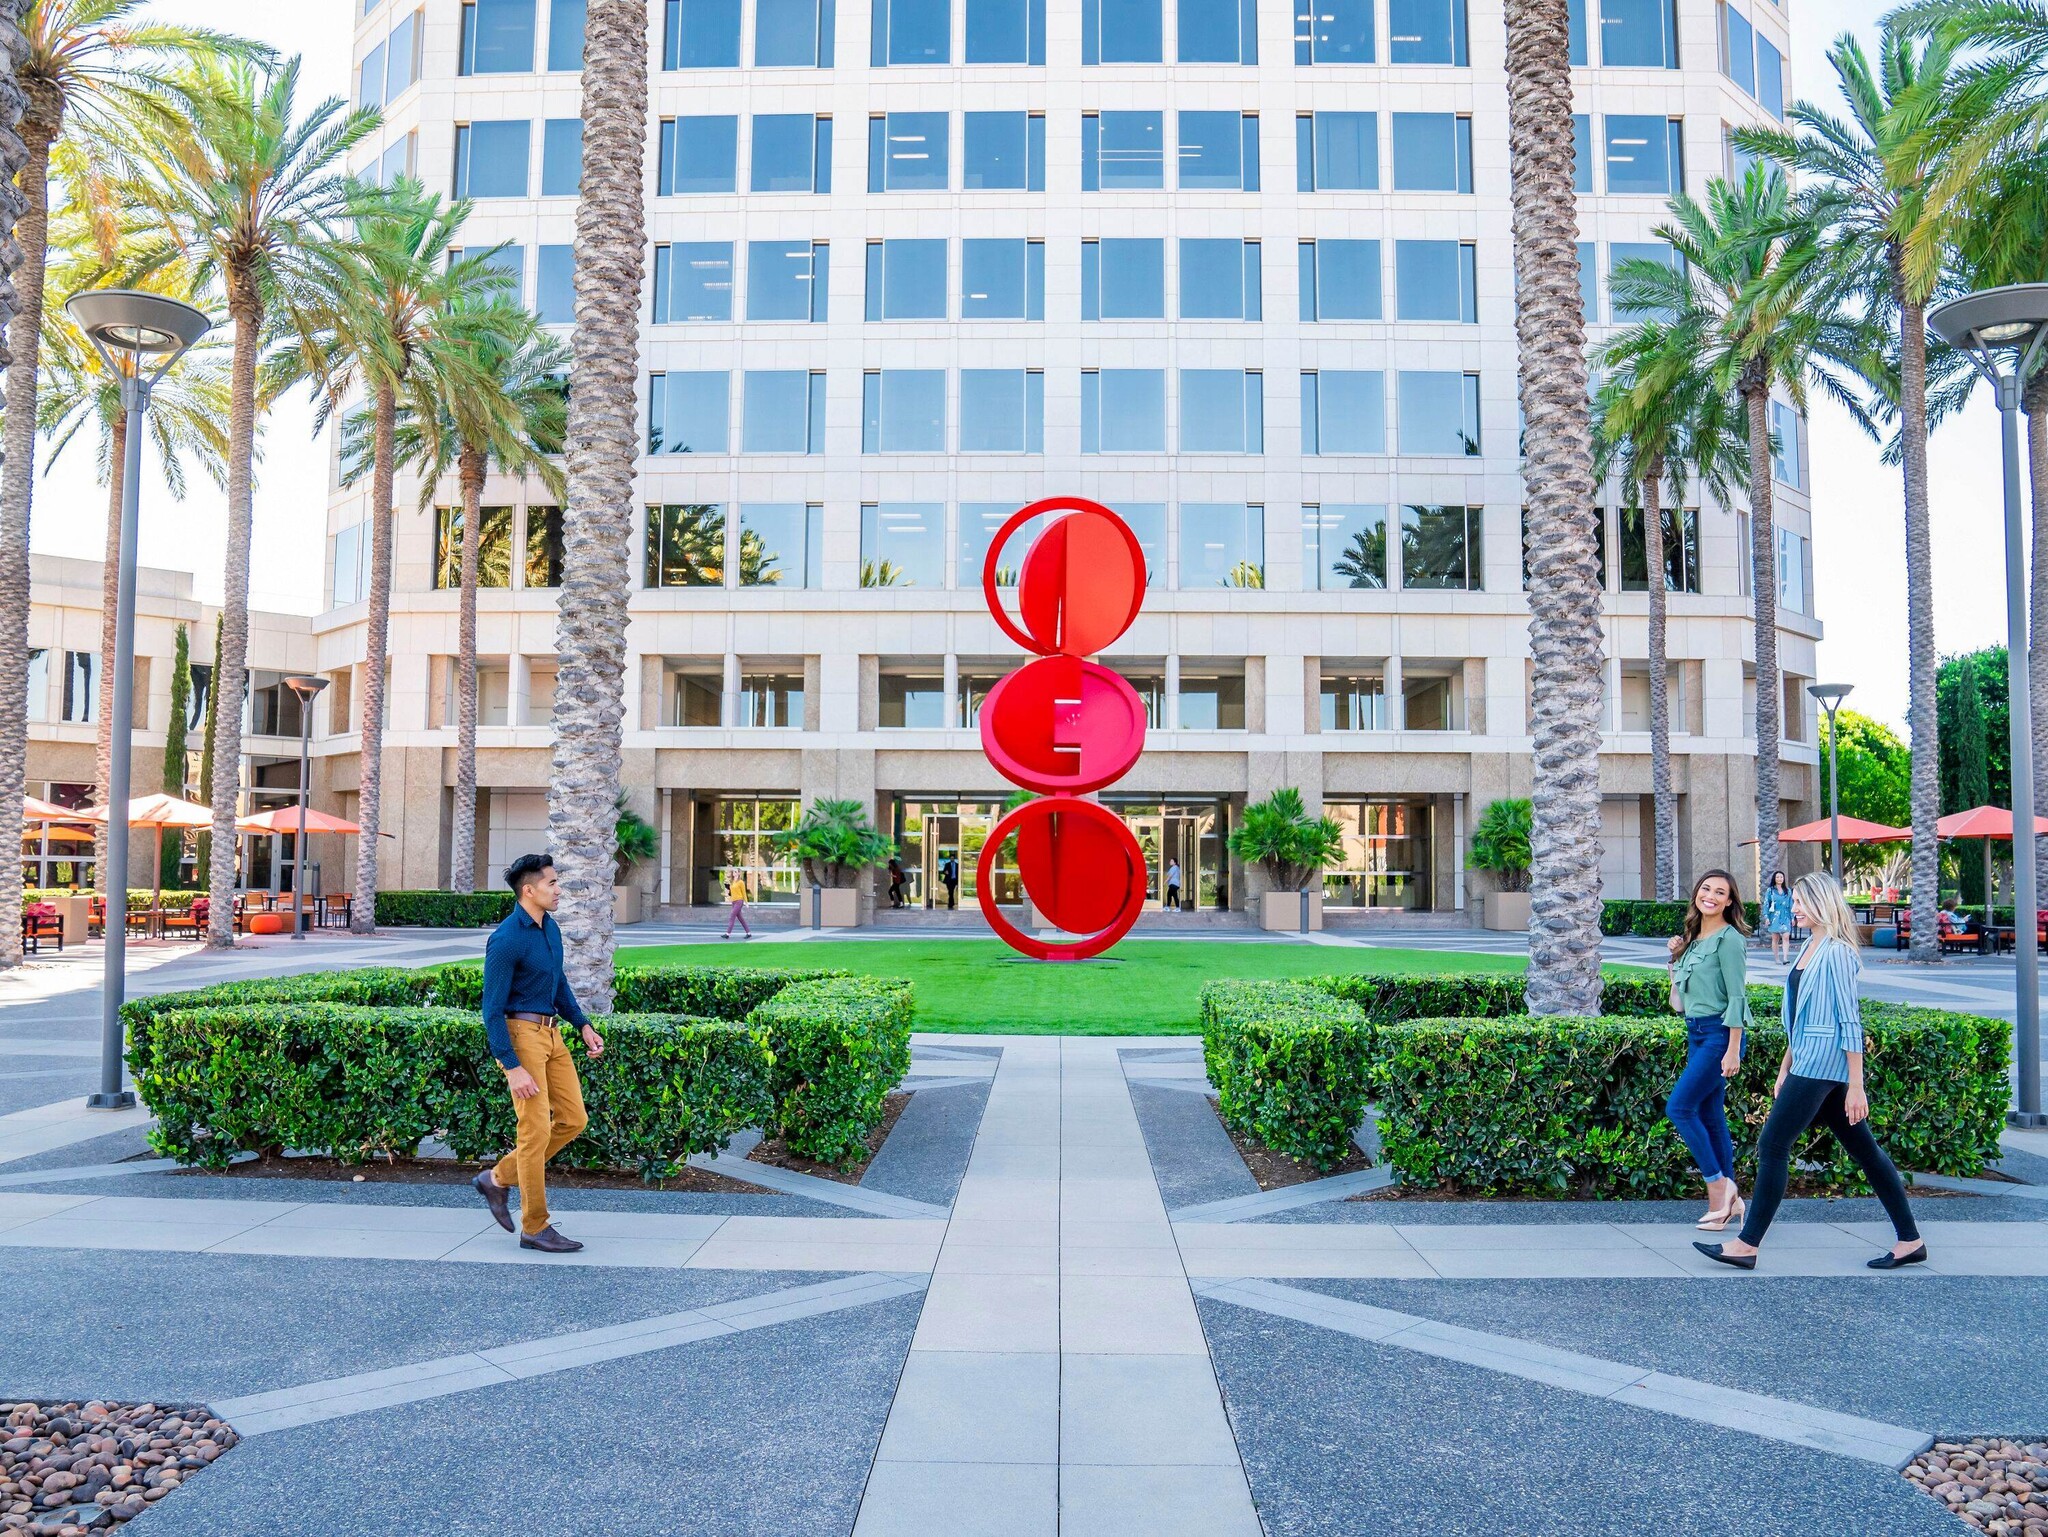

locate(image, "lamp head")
[[1807, 682, 1852, 709], [63, 289, 211, 381], [1928, 284, 2048, 358], [282, 674, 330, 701]]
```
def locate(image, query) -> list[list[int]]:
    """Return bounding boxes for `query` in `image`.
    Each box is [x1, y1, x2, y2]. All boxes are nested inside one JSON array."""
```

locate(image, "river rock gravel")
[[0, 1401, 235, 1535], [1905, 1438, 2048, 1535]]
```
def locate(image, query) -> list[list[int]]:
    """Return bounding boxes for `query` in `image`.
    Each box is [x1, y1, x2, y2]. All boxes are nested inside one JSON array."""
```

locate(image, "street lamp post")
[[65, 290, 212, 1111], [1929, 282, 2048, 1128], [1808, 683, 1853, 882], [282, 675, 329, 938]]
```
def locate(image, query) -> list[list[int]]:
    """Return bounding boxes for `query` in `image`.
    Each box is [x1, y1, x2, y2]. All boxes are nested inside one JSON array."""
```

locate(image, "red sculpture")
[[976, 497, 1149, 961]]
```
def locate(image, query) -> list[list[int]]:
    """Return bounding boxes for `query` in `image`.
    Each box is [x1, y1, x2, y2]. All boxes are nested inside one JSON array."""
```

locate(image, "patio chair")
[[20, 905, 61, 954]]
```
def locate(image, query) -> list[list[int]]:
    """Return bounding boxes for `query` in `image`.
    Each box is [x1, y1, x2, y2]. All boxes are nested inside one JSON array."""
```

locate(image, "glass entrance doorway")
[[1123, 811, 1203, 910]]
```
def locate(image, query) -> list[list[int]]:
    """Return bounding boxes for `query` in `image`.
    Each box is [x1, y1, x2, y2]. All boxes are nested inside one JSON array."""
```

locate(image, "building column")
[[1164, 653, 1181, 732], [658, 787, 673, 906], [507, 652, 531, 728], [943, 652, 961, 730], [722, 651, 741, 728], [1383, 655, 1404, 731], [1605, 654, 1623, 733], [1452, 792, 1467, 911]]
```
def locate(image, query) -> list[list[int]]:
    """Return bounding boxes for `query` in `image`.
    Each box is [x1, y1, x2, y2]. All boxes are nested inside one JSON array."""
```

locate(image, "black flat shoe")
[[1693, 1240, 1756, 1270], [1866, 1244, 1928, 1270]]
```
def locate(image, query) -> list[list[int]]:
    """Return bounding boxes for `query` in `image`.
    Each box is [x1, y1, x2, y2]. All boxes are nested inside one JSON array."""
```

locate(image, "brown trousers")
[[491, 1018, 588, 1235]]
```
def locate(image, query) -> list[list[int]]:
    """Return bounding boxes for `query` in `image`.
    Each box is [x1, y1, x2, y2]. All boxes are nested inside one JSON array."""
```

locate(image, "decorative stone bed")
[[0, 1401, 234, 1534], [1905, 1438, 2048, 1535]]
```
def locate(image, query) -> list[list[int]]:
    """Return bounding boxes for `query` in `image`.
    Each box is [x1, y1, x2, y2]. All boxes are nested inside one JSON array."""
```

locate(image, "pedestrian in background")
[[942, 853, 959, 909], [1664, 869, 1750, 1232], [887, 858, 905, 908], [1761, 870, 1794, 964], [1165, 858, 1182, 910], [723, 871, 752, 939]]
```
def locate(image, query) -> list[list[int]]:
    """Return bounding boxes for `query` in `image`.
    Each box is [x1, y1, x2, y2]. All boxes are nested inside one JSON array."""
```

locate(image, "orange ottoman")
[[246, 912, 291, 935]]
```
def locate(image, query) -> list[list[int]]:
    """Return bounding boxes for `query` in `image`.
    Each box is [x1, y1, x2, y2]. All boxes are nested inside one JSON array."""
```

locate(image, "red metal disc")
[[979, 656, 1147, 795], [982, 497, 1146, 658], [973, 798, 1148, 962]]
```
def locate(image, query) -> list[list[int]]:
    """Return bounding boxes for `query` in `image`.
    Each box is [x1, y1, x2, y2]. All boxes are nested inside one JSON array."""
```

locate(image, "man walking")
[[941, 853, 959, 909], [1166, 859, 1181, 911], [723, 871, 752, 938], [471, 854, 604, 1254]]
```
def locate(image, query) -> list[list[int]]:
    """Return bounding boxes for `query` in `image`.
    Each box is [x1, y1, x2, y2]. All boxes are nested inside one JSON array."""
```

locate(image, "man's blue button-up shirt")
[[480, 905, 590, 1069]]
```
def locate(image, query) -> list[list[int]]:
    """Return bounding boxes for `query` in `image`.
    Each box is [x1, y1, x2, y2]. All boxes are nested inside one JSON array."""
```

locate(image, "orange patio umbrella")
[[1935, 805, 2048, 915], [236, 805, 387, 919], [77, 794, 217, 912], [1777, 815, 1911, 844], [22, 794, 84, 822]]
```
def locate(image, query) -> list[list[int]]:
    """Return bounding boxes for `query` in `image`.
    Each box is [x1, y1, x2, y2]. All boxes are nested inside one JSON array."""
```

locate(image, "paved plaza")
[[2, 929, 2043, 1534]]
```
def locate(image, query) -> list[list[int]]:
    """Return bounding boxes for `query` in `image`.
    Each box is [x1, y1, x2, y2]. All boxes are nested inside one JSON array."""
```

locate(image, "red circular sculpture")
[[977, 498, 1149, 961]]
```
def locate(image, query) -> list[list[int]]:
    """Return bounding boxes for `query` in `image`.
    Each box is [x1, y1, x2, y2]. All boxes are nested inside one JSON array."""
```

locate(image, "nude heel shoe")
[[1697, 1195, 1745, 1232]]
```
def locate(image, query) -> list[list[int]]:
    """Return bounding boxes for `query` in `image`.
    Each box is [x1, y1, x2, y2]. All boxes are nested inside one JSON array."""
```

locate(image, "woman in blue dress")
[[1760, 868, 1794, 964]]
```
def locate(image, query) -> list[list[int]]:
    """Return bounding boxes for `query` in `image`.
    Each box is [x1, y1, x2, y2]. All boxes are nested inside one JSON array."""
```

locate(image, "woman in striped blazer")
[[1696, 871, 1925, 1272]]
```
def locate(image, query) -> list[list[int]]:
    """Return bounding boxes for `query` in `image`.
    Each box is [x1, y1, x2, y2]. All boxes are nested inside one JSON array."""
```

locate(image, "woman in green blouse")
[[1665, 870, 1751, 1230]]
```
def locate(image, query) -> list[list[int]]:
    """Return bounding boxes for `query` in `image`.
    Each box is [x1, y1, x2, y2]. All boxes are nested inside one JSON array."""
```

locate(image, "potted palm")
[[1469, 797, 1532, 931], [772, 798, 895, 927], [1228, 789, 1343, 931], [613, 799, 659, 925]]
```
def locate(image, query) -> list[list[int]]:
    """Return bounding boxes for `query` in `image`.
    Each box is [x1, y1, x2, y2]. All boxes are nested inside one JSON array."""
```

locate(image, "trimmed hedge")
[[748, 977, 914, 1164], [373, 890, 517, 927], [1599, 900, 1762, 937], [19, 889, 201, 912], [1201, 981, 1374, 1169], [1301, 969, 1676, 1021]]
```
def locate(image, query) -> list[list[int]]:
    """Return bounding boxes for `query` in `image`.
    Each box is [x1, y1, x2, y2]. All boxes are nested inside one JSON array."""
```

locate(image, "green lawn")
[[617, 938, 1597, 1035]]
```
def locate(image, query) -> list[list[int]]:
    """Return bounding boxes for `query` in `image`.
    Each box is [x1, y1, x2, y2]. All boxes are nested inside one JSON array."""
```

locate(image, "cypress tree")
[[160, 625, 191, 888]]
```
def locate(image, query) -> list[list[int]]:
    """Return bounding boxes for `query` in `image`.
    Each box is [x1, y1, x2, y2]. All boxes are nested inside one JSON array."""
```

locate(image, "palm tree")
[[1332, 526, 1386, 589], [135, 57, 376, 948]]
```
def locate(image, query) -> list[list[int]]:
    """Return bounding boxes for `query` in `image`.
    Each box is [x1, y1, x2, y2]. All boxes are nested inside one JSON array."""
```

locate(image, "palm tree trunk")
[[206, 272, 262, 949], [1643, 463, 1675, 901], [92, 414, 127, 896], [349, 382, 398, 934], [448, 443, 486, 893], [2026, 373, 2048, 887], [548, 0, 651, 1011], [1899, 294, 1940, 962], [1505, 0, 1603, 1014], [1743, 371, 1783, 902]]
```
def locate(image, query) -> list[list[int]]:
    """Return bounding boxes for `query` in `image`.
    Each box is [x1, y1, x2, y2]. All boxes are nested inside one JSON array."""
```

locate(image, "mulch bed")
[[185, 1152, 772, 1195], [1218, 1117, 1372, 1191], [1905, 1438, 2048, 1535], [747, 1091, 911, 1186], [1, 1401, 233, 1534]]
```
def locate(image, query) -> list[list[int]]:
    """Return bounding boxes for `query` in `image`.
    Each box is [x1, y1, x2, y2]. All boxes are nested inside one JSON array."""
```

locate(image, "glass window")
[[669, 671, 722, 726], [1387, 0, 1467, 64], [1081, 238, 1166, 319], [1390, 112, 1473, 192], [734, 672, 804, 728], [61, 650, 96, 724], [435, 505, 515, 589], [663, 0, 741, 66], [872, 0, 951, 63], [375, 134, 414, 188], [1179, 370, 1262, 453], [1178, 111, 1258, 190], [1300, 371, 1386, 454], [868, 111, 950, 190], [961, 238, 1045, 319], [1298, 239, 1382, 320], [739, 503, 823, 586], [879, 669, 948, 726], [1776, 527, 1807, 614], [967, 0, 1046, 62], [862, 504, 946, 586], [865, 239, 949, 320], [756, 0, 835, 65], [645, 504, 730, 587], [861, 370, 946, 453], [960, 370, 1045, 452], [1083, 0, 1163, 62], [1109, 503, 1167, 583], [1298, 112, 1378, 190], [1603, 0, 1677, 66], [1770, 399, 1802, 488], [1296, 0, 1373, 62], [1619, 504, 1700, 593], [1082, 111, 1165, 191], [453, 122, 531, 198], [1081, 370, 1167, 453], [959, 503, 1049, 585], [1179, 503, 1264, 588], [1569, 0, 1587, 62], [751, 114, 831, 192], [742, 372, 828, 453], [1179, 0, 1257, 63], [460, 242, 526, 296], [659, 116, 738, 193], [547, 0, 587, 68], [1722, 3, 1755, 92], [652, 241, 734, 322], [1321, 671, 1387, 730], [747, 241, 830, 320], [360, 41, 388, 107], [533, 245, 575, 326], [1604, 115, 1683, 194], [539, 118, 582, 196], [1756, 33, 1784, 118], [1403, 673, 1457, 730], [1304, 504, 1388, 588], [648, 372, 730, 455], [1180, 239, 1261, 320], [1608, 240, 1679, 321], [1179, 666, 1247, 729], [1398, 370, 1482, 456], [1394, 239, 1477, 321], [1400, 504, 1483, 590], [1576, 240, 1596, 317], [525, 505, 565, 586], [964, 112, 1045, 189], [460, 0, 536, 74], [331, 522, 366, 607], [387, 12, 420, 96], [1573, 113, 1594, 193]]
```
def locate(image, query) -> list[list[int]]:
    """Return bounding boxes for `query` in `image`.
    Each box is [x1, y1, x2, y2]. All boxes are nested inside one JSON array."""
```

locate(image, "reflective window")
[[1608, 240, 1679, 320], [872, 0, 951, 63], [736, 672, 805, 727], [1397, 371, 1482, 456], [1082, 112, 1165, 191], [869, 111, 950, 190], [1604, 115, 1683, 194], [658, 116, 738, 193], [1387, 0, 1467, 64], [1179, 371, 1263, 454], [1394, 240, 1477, 321], [539, 118, 582, 195], [664, 0, 740, 65], [1573, 113, 1594, 193], [1081, 238, 1166, 319], [1400, 504, 1483, 589], [375, 134, 414, 188], [1179, 503, 1264, 588], [747, 241, 830, 320], [742, 372, 828, 454], [453, 122, 530, 198], [756, 0, 835, 65], [739, 503, 823, 586], [866, 239, 949, 320], [1179, 665, 1247, 729], [960, 370, 1045, 452], [1300, 371, 1386, 454], [960, 504, 1050, 585], [460, 0, 535, 74], [879, 668, 947, 725], [1180, 239, 1261, 320], [434, 505, 514, 589], [961, 239, 1045, 319], [386, 11, 420, 95], [1619, 505, 1700, 592], [967, 0, 1046, 62], [1320, 671, 1387, 730], [60, 650, 97, 724], [645, 504, 729, 587], [752, 115, 832, 192], [1770, 399, 1802, 489], [546, 0, 587, 68], [461, 242, 525, 296], [1179, 0, 1257, 62], [1295, 0, 1373, 62], [648, 371, 730, 455], [1298, 239, 1382, 320], [652, 241, 734, 322], [1178, 111, 1259, 190], [361, 40, 387, 106], [1081, 370, 1167, 453], [861, 504, 946, 586], [1775, 527, 1808, 614], [861, 370, 947, 453], [524, 506, 565, 587], [1390, 112, 1473, 192], [1577, 240, 1596, 317], [1083, 0, 1163, 62], [1603, 0, 1678, 67], [1297, 112, 1378, 190], [964, 112, 1045, 189], [1723, 3, 1754, 91], [1756, 33, 1783, 118], [1304, 503, 1388, 588], [1569, 0, 1587, 63], [1108, 503, 1166, 583]]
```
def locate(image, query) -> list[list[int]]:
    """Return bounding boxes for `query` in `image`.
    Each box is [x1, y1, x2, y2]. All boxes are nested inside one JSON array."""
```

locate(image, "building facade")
[[311, 0, 1821, 921]]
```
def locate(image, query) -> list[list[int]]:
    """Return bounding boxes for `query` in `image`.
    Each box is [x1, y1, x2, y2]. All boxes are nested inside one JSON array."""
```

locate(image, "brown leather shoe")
[[519, 1224, 584, 1254], [472, 1170, 513, 1233]]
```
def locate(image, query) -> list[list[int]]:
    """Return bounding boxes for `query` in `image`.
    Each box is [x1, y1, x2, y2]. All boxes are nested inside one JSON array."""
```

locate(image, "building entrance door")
[[1162, 815, 1199, 910], [922, 813, 961, 908]]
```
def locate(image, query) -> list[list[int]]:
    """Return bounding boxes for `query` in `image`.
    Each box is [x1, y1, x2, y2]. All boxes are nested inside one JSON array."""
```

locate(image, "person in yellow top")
[[722, 873, 752, 939], [1665, 869, 1750, 1232]]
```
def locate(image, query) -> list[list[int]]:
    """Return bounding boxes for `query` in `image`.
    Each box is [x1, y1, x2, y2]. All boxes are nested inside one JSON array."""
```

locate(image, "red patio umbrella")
[[76, 794, 216, 915], [1934, 805, 2048, 915], [1777, 815, 1911, 844]]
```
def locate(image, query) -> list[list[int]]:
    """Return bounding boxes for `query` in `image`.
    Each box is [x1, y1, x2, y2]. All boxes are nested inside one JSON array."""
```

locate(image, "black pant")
[[1166, 884, 1180, 909], [1737, 1075, 1920, 1247], [944, 881, 957, 909]]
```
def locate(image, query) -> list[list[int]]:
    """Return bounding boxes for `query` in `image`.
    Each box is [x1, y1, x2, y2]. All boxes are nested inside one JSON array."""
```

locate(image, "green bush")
[[1200, 980, 1374, 1169], [748, 977, 914, 1164], [373, 890, 517, 927], [20, 888, 201, 912], [1599, 900, 1636, 936], [1300, 970, 1675, 1021], [1597, 898, 1761, 937]]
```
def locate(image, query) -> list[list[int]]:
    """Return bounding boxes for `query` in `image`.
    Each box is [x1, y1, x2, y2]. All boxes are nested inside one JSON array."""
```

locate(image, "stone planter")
[[1483, 891, 1531, 932], [817, 887, 861, 928], [612, 885, 643, 926], [1261, 889, 1323, 932]]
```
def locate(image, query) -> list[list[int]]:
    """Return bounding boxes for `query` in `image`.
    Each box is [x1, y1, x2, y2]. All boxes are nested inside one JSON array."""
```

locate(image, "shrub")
[[20, 888, 200, 912], [373, 890, 517, 928], [1201, 980, 1373, 1168], [1597, 898, 1760, 937], [419, 962, 850, 1020], [769, 798, 896, 889], [1468, 798, 1532, 893], [748, 977, 914, 1164], [1599, 900, 1636, 936], [1227, 789, 1344, 892], [1301, 970, 1675, 1021]]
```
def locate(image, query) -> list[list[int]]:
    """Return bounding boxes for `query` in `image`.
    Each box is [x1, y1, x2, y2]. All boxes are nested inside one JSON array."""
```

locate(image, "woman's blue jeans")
[[1666, 1017, 1738, 1183]]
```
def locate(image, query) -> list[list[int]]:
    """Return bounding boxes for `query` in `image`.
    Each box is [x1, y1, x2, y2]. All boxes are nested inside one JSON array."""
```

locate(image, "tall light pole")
[[1929, 283, 2048, 1128], [1808, 682, 1852, 881], [283, 675, 329, 938], [65, 290, 212, 1110]]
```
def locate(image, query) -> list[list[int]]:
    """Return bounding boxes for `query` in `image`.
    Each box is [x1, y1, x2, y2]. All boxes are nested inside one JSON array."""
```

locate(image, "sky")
[[28, 0, 2003, 730]]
